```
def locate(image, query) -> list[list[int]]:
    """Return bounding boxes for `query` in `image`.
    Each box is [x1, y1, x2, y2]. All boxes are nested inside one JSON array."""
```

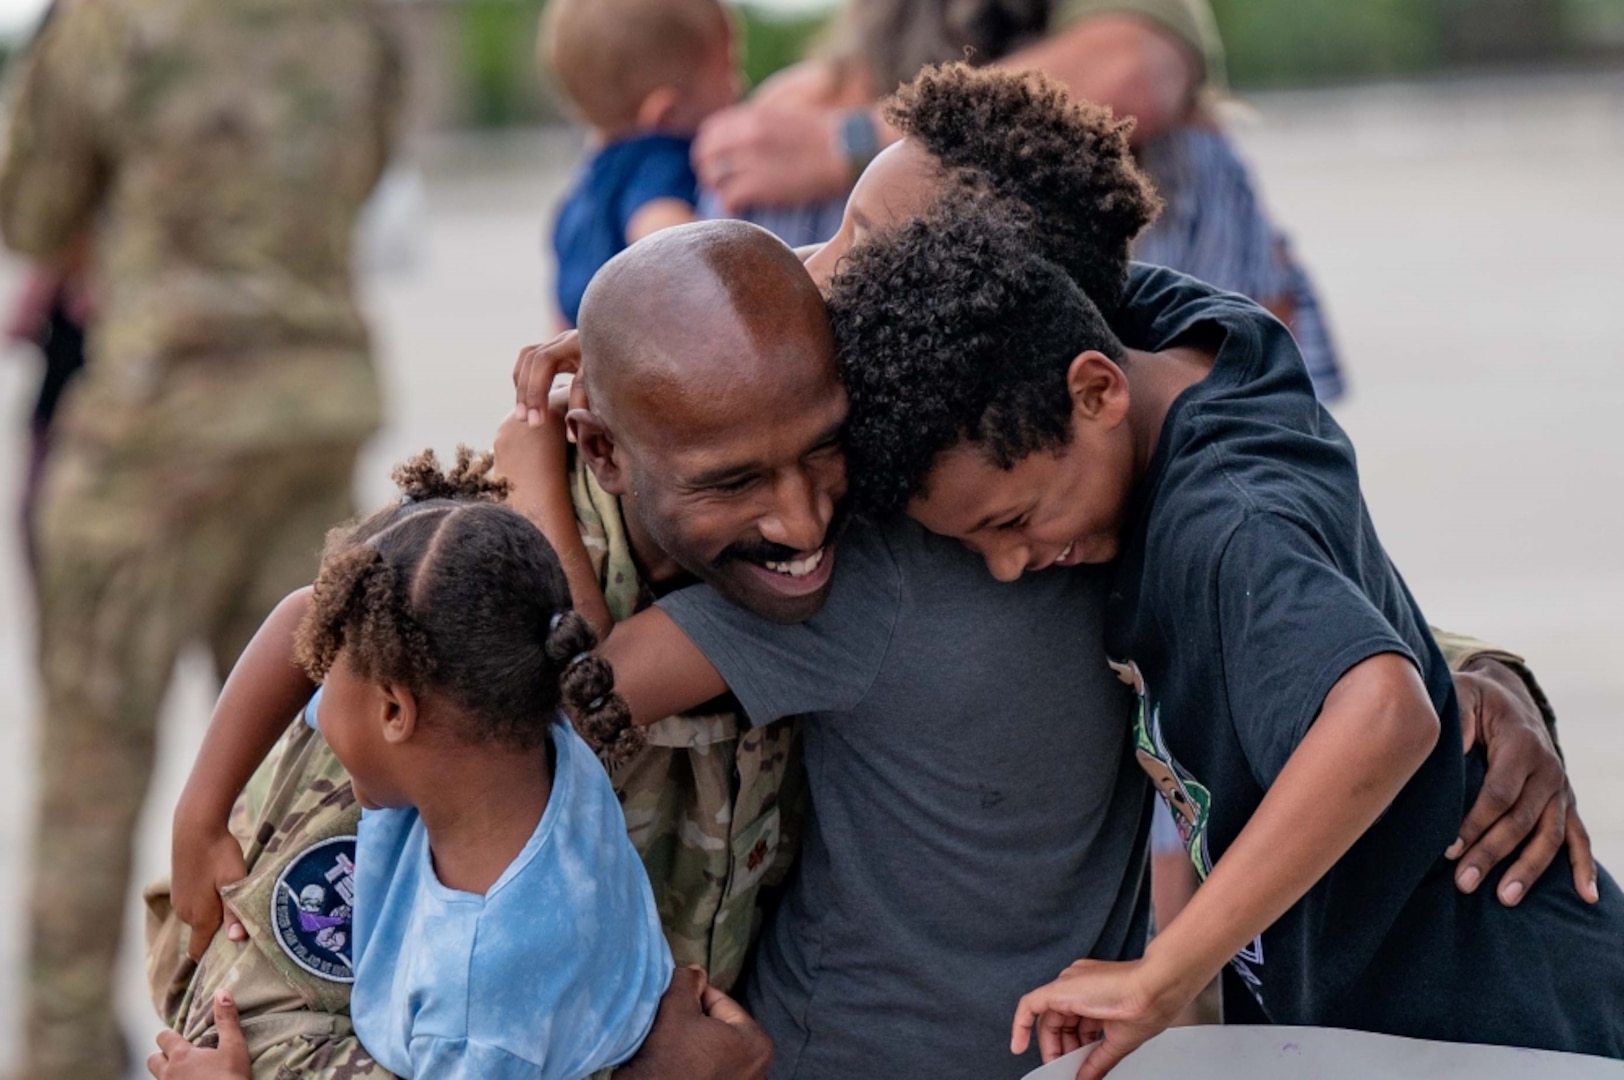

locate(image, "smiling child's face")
[[904, 353, 1139, 582]]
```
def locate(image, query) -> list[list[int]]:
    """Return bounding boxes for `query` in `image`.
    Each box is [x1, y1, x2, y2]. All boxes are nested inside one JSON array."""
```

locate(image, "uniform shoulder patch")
[[270, 835, 358, 983]]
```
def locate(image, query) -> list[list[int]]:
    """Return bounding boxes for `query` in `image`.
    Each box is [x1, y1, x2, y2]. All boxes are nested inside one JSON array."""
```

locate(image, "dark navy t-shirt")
[[551, 133, 697, 326], [1105, 264, 1624, 1055]]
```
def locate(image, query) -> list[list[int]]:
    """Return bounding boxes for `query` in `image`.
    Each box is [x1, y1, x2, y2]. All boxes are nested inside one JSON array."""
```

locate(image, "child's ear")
[[1066, 350, 1131, 428], [568, 407, 630, 496], [380, 684, 419, 745], [635, 85, 681, 131]]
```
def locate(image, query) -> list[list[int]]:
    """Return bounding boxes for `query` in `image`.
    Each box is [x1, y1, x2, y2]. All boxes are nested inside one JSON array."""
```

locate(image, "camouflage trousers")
[[25, 434, 362, 1080]]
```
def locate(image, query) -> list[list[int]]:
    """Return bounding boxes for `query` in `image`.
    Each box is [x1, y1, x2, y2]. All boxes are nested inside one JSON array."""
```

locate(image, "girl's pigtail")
[[391, 445, 510, 505], [545, 610, 643, 769], [295, 543, 435, 686]]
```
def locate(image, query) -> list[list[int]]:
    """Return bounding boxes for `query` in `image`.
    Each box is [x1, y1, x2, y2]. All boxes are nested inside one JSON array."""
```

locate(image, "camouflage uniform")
[[144, 459, 804, 1078], [0, 0, 401, 1075]]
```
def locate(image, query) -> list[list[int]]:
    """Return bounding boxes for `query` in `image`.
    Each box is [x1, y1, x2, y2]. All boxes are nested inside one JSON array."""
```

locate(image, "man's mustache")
[[713, 500, 851, 569]]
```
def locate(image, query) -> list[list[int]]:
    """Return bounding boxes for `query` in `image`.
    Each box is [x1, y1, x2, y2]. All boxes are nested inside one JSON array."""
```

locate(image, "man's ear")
[[381, 683, 419, 745], [635, 85, 681, 131], [567, 407, 630, 496], [1066, 350, 1131, 429]]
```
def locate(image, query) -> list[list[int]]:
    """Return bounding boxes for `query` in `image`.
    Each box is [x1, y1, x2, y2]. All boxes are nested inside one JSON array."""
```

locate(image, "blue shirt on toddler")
[[304, 696, 673, 1079], [552, 133, 698, 326]]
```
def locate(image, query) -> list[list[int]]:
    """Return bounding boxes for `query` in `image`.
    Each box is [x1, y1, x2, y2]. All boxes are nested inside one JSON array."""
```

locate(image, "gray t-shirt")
[[657, 516, 1150, 1080]]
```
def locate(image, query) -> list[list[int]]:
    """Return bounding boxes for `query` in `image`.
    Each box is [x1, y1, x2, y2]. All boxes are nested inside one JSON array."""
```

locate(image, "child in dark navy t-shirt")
[[541, 0, 739, 327], [826, 199, 1624, 1073]]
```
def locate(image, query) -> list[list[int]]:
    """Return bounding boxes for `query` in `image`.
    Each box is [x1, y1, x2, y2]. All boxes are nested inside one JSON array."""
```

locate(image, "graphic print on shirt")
[[1110, 659, 1266, 1002], [271, 835, 357, 982]]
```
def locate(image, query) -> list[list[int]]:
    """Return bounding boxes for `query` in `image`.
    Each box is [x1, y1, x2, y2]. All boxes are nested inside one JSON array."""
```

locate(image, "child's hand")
[[1012, 958, 1185, 1080], [493, 411, 569, 495], [171, 817, 248, 961], [512, 334, 581, 427], [147, 991, 251, 1079]]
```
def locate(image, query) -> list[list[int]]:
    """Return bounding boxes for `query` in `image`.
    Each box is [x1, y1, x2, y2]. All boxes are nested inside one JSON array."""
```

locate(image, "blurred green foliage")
[[459, 0, 547, 127], [736, 5, 832, 92], [1211, 0, 1440, 87]]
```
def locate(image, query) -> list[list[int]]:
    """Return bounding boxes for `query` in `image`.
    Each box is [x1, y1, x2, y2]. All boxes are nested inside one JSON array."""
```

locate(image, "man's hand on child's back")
[[616, 966, 772, 1080], [1450, 660, 1598, 907], [171, 814, 248, 961], [147, 991, 252, 1080]]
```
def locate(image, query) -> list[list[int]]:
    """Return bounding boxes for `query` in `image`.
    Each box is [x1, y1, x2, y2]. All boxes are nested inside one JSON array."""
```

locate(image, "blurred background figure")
[[541, 0, 741, 329], [4, 247, 88, 585], [692, 0, 1347, 403], [0, 0, 403, 1074], [0, 1, 90, 590]]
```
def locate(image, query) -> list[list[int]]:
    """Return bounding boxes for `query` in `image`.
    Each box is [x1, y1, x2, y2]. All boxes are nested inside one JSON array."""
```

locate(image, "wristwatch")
[[837, 108, 880, 177]]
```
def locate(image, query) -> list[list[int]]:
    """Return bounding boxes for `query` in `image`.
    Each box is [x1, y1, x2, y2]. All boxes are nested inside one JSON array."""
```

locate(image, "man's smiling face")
[[615, 336, 849, 624], [573, 221, 850, 624]]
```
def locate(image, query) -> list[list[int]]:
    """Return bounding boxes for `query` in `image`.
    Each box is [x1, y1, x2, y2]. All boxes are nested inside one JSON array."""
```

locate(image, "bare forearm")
[[1145, 653, 1440, 998], [506, 464, 612, 640], [494, 412, 613, 639], [177, 589, 318, 825], [600, 609, 728, 728]]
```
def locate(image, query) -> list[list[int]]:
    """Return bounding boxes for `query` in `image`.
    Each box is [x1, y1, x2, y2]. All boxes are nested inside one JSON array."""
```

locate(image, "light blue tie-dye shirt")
[[305, 695, 673, 1079]]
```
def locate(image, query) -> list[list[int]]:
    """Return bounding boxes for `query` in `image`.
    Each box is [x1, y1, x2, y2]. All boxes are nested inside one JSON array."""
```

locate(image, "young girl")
[[168, 449, 671, 1080]]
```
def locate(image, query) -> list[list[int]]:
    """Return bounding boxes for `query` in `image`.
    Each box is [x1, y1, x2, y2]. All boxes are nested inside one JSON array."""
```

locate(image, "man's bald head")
[[569, 220, 849, 624], [577, 220, 833, 435]]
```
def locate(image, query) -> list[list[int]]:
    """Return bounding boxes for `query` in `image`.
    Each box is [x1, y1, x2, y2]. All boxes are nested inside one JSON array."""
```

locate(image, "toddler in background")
[[543, 0, 739, 327]]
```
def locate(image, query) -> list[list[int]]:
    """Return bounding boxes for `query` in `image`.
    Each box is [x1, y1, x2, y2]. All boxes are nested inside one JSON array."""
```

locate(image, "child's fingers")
[[155, 1030, 190, 1056], [514, 333, 584, 420], [183, 901, 223, 962], [226, 919, 247, 942], [1076, 1034, 1131, 1080], [213, 990, 249, 1062], [1010, 993, 1043, 1054], [1038, 1010, 1079, 1063], [146, 1050, 168, 1077]]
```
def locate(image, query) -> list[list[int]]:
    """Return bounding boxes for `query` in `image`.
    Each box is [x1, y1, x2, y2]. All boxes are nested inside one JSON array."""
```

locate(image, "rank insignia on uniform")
[[271, 835, 358, 983]]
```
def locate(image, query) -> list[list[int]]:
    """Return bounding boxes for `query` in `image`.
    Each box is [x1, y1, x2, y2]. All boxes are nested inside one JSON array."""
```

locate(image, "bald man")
[[145, 221, 841, 1080]]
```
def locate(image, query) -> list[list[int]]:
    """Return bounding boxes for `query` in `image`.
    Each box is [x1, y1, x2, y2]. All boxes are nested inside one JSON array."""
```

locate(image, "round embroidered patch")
[[270, 835, 358, 983]]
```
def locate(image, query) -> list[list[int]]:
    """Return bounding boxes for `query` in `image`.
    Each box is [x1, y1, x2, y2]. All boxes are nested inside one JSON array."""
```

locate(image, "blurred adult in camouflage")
[[694, 0, 1346, 401], [0, 0, 403, 1073]]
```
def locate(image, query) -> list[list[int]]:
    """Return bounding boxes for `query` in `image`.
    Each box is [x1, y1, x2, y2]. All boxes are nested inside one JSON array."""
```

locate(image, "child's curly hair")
[[829, 193, 1126, 519], [885, 62, 1162, 319], [293, 446, 643, 768]]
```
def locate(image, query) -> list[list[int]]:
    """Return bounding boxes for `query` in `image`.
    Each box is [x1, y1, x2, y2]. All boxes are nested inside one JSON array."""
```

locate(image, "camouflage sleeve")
[[146, 719, 398, 1080], [1432, 625, 1560, 748], [0, 1, 121, 258]]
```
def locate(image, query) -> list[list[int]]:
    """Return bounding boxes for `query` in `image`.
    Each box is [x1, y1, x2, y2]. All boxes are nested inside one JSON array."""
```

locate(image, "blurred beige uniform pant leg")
[[26, 436, 360, 1080]]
